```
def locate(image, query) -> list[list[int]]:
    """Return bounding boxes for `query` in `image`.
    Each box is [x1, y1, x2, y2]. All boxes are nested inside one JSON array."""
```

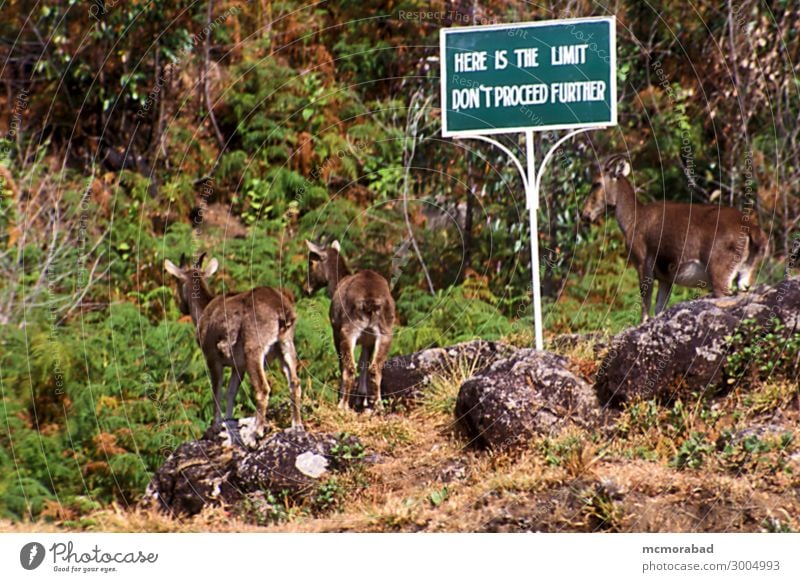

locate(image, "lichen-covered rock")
[[236, 429, 340, 495], [380, 339, 518, 403], [455, 349, 598, 449], [596, 277, 800, 406], [142, 438, 240, 516], [141, 420, 364, 516]]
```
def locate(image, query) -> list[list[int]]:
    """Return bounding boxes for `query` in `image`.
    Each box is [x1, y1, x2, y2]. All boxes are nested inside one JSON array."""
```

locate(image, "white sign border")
[[439, 16, 617, 137]]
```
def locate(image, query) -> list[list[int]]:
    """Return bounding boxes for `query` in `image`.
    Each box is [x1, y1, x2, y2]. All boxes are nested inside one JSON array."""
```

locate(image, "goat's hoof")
[[220, 419, 245, 447]]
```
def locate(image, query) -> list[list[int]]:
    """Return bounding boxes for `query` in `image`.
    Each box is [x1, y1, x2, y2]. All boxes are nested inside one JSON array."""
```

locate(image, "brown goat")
[[305, 240, 395, 411], [164, 254, 302, 433], [582, 155, 767, 321]]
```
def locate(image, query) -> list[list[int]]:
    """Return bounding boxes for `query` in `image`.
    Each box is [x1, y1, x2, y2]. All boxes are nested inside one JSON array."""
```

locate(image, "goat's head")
[[581, 155, 631, 223], [305, 239, 342, 295], [164, 252, 219, 315]]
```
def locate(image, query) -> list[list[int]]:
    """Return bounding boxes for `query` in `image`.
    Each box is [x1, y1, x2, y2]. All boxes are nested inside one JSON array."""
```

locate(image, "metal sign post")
[[440, 16, 617, 350]]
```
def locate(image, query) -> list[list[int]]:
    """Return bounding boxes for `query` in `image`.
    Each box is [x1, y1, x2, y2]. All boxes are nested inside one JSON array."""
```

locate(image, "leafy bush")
[[0, 304, 211, 520], [726, 318, 800, 385], [672, 432, 713, 470]]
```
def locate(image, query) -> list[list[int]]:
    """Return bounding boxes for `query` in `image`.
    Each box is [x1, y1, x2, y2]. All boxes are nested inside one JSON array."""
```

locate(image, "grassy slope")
[[2, 338, 798, 533]]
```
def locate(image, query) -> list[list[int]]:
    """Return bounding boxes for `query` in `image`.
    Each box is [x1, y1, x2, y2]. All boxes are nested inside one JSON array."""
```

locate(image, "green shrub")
[[726, 318, 800, 385]]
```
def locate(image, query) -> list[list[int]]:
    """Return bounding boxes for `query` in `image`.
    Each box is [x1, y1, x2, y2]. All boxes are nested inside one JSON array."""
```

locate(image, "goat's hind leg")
[[654, 278, 673, 315], [367, 333, 392, 412], [224, 367, 243, 420], [220, 367, 244, 446], [356, 339, 373, 410], [246, 347, 272, 436], [638, 255, 656, 322], [278, 336, 303, 430], [207, 358, 225, 425], [337, 333, 357, 411]]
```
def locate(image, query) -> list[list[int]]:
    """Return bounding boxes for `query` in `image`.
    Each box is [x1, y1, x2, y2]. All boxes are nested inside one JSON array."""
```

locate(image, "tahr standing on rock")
[[582, 155, 767, 321], [164, 253, 303, 433], [305, 240, 395, 411]]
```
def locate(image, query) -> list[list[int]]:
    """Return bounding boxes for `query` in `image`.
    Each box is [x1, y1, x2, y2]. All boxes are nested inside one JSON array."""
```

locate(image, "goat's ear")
[[331, 240, 341, 252], [164, 259, 185, 280], [613, 158, 631, 178], [203, 257, 219, 278], [305, 240, 324, 258]]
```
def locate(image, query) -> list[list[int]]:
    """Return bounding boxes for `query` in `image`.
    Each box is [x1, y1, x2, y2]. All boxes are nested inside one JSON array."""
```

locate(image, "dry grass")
[[2, 344, 798, 533]]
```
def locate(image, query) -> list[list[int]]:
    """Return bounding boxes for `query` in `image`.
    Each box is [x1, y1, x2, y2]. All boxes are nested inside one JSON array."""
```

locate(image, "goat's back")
[[197, 287, 296, 360], [640, 201, 755, 262], [332, 270, 395, 329]]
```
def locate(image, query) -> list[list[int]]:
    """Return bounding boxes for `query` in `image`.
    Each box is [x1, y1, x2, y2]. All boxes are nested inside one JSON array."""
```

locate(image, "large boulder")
[[380, 339, 518, 403], [455, 349, 599, 449], [596, 277, 800, 406], [141, 419, 363, 516]]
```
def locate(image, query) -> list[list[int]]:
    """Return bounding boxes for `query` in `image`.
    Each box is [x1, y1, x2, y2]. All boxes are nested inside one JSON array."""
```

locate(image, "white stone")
[[295, 451, 329, 478]]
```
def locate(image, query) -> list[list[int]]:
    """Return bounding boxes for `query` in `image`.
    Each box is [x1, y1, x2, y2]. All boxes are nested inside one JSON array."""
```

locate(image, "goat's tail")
[[276, 287, 297, 330], [356, 298, 384, 317], [278, 312, 296, 330]]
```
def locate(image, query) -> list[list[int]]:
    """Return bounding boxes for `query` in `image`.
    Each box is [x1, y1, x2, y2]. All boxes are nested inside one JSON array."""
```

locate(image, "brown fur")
[[306, 240, 395, 410], [582, 155, 767, 321], [164, 255, 302, 432]]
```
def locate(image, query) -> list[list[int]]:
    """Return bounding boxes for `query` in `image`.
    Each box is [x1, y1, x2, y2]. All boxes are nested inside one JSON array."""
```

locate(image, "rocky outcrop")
[[596, 278, 800, 406], [455, 349, 599, 449], [379, 339, 518, 403], [141, 419, 363, 516]]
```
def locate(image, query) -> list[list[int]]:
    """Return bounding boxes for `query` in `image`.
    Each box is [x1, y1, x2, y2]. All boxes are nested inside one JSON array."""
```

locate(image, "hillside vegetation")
[[0, 1, 798, 531]]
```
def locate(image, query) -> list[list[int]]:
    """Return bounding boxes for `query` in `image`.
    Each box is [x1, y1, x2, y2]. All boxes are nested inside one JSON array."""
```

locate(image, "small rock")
[[295, 451, 329, 478]]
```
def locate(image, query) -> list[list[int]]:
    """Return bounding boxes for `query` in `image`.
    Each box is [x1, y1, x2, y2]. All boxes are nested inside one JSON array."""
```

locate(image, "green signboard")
[[440, 17, 616, 136]]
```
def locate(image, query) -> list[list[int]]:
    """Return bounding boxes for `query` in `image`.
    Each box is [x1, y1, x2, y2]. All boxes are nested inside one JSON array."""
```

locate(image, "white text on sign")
[[551, 44, 589, 65], [451, 80, 607, 112], [454, 43, 593, 72]]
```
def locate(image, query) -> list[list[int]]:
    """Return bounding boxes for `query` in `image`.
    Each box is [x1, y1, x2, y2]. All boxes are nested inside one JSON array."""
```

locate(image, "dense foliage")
[[0, 0, 797, 521]]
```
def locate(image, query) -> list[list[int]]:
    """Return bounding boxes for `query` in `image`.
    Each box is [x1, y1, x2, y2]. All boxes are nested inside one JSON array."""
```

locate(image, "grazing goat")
[[164, 254, 302, 433], [305, 240, 395, 411], [582, 155, 767, 321]]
